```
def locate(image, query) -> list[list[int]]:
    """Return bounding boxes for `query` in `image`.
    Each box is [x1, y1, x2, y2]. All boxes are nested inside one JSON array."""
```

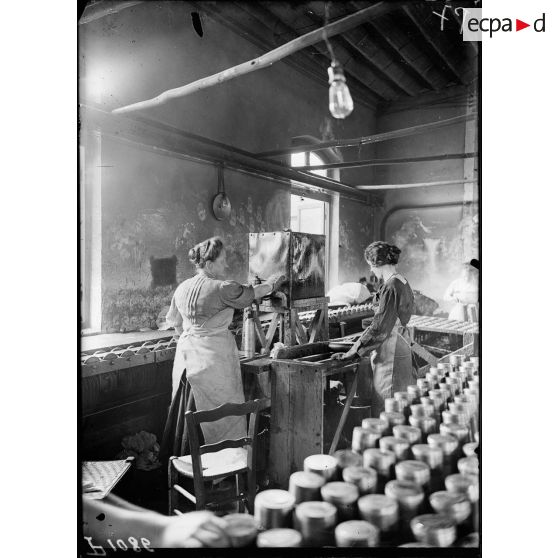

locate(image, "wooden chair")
[[168, 398, 269, 515]]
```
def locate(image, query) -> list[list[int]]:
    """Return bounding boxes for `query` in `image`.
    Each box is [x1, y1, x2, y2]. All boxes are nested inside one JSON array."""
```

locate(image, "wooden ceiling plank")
[[402, 5, 465, 85], [356, 179, 477, 190], [112, 2, 399, 114]]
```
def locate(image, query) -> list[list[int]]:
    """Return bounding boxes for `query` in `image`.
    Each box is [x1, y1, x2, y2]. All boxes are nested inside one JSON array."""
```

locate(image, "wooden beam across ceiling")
[[78, 0, 144, 25], [112, 1, 401, 114], [356, 179, 478, 191], [256, 112, 476, 157]]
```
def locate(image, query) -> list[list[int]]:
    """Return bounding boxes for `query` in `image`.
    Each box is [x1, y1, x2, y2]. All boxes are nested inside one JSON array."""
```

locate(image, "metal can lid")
[[445, 473, 479, 496], [409, 416, 437, 431], [384, 398, 404, 413], [342, 466, 377, 485], [357, 494, 398, 516], [335, 520, 379, 546], [321, 481, 360, 505], [411, 444, 443, 466], [304, 454, 338, 476], [385, 480, 424, 504], [448, 402, 470, 415], [429, 491, 471, 522], [407, 385, 420, 396], [295, 501, 338, 523], [255, 489, 296, 510], [411, 514, 457, 542], [410, 404, 435, 418], [458, 456, 479, 476], [289, 471, 326, 491], [393, 391, 411, 403], [361, 418, 389, 434], [393, 425, 422, 443], [379, 436, 410, 453], [395, 460, 431, 484], [440, 423, 469, 438], [379, 411, 405, 425], [463, 442, 478, 457], [417, 378, 431, 388], [257, 528, 302, 548], [363, 447, 396, 469], [427, 434, 459, 454], [334, 449, 363, 469]]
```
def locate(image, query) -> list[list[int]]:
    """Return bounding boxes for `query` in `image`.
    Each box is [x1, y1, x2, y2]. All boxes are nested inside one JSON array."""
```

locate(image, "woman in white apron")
[[444, 262, 479, 322], [165, 237, 283, 445], [332, 242, 415, 417]]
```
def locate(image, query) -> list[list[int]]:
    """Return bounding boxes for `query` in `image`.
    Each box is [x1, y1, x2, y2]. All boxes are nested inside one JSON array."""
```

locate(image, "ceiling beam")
[[402, 4, 464, 86], [256, 113, 476, 157], [295, 152, 478, 171], [79, 1, 144, 25], [356, 179, 478, 191], [112, 2, 399, 114]]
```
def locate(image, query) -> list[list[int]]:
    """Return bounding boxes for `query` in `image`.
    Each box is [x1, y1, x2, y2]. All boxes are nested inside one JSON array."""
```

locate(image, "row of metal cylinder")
[[217, 354, 479, 547]]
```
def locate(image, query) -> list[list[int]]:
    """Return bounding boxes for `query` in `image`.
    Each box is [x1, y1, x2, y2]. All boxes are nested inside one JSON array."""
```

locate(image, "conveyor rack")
[[81, 336, 177, 365], [298, 302, 375, 325]]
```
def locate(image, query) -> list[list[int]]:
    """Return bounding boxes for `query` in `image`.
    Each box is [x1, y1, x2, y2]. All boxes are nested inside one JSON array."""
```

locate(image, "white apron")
[[171, 306, 246, 445]]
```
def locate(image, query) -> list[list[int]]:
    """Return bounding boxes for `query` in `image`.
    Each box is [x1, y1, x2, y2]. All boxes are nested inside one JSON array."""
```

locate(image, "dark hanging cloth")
[[160, 370, 197, 461]]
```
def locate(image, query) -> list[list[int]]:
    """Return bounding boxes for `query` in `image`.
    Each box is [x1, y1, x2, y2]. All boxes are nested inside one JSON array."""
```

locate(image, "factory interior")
[[80, 0, 480, 550]]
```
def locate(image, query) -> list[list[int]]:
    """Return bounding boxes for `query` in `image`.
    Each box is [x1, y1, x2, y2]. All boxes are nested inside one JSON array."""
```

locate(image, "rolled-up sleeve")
[[357, 284, 398, 357], [219, 280, 255, 309]]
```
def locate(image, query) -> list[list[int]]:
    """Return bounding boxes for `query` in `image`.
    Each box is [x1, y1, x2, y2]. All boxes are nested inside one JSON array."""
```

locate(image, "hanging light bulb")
[[328, 61, 354, 119]]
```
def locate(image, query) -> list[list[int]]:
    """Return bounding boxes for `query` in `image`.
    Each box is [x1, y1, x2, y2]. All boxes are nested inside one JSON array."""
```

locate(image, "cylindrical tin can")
[[242, 316, 256, 357], [395, 460, 431, 491], [223, 514, 259, 547], [393, 391, 412, 406], [333, 449, 363, 473], [469, 356, 479, 371], [449, 354, 464, 370], [409, 416, 437, 442], [384, 397, 405, 414], [379, 436, 410, 462], [342, 466, 377, 495], [357, 494, 399, 534], [289, 471, 326, 504], [385, 480, 425, 541], [362, 448, 396, 493], [321, 482, 360, 522], [352, 427, 382, 453], [379, 412, 406, 435], [361, 418, 389, 437], [411, 443, 444, 492], [445, 377, 462, 398], [458, 456, 479, 476], [416, 378, 431, 397], [438, 383, 452, 402], [393, 425, 422, 446], [254, 490, 296, 530], [294, 501, 337, 547], [410, 403, 435, 419], [335, 520, 379, 547], [445, 473, 479, 502], [304, 454, 338, 481], [257, 528, 302, 548], [406, 385, 421, 404], [410, 514, 457, 547], [448, 402, 471, 417], [428, 389, 447, 415], [462, 442, 478, 457], [442, 410, 469, 429], [427, 434, 459, 476], [429, 491, 472, 526], [440, 423, 470, 446]]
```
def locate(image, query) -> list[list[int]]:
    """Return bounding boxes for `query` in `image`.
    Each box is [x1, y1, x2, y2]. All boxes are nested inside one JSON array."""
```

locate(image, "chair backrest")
[[185, 398, 270, 483]]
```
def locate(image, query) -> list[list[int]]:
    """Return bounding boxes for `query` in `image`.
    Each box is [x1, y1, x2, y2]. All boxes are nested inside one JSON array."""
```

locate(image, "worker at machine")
[[444, 261, 479, 322], [332, 242, 415, 417], [165, 237, 284, 445], [327, 281, 373, 307]]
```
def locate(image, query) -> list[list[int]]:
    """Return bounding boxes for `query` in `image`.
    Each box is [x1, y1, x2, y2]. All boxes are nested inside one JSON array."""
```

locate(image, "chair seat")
[[173, 447, 248, 479]]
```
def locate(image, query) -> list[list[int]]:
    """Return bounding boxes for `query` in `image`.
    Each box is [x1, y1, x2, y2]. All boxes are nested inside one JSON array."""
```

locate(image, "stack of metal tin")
[[216, 354, 479, 548]]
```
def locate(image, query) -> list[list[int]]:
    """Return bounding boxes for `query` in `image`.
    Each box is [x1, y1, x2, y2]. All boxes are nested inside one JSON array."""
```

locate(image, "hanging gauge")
[[212, 163, 232, 221]]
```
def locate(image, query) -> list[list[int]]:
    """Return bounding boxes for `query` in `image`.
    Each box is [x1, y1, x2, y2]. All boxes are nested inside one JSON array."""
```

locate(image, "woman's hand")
[[159, 511, 230, 548], [331, 346, 359, 361], [267, 273, 287, 292]]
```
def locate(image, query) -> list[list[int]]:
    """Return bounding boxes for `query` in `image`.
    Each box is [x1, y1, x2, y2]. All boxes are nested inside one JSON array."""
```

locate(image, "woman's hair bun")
[[364, 241, 401, 266], [188, 237, 224, 269]]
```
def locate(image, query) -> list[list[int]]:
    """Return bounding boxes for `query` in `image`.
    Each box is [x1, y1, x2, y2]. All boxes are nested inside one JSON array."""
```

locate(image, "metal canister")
[[362, 448, 396, 493], [462, 389, 479, 409], [410, 514, 457, 547], [289, 471, 326, 504], [427, 434, 459, 476], [254, 490, 296, 530], [361, 418, 389, 437], [384, 397, 405, 414], [321, 482, 360, 522], [342, 466, 378, 495], [409, 416, 437, 442], [469, 356, 479, 371], [440, 423, 470, 447], [410, 403, 435, 419], [428, 389, 447, 415], [438, 383, 452, 403], [445, 377, 462, 398], [429, 491, 471, 526], [333, 449, 363, 472], [406, 385, 421, 405], [357, 494, 399, 535], [379, 436, 410, 462], [385, 480, 425, 541], [393, 425, 422, 446], [223, 514, 259, 547], [395, 460, 431, 491], [449, 354, 464, 370], [393, 392, 412, 419], [445, 474, 479, 533], [352, 427, 382, 453], [416, 378, 431, 397], [379, 411, 406, 435], [294, 501, 338, 547], [463, 442, 478, 457], [335, 520, 379, 547], [257, 528, 302, 548], [442, 410, 469, 429], [449, 371, 466, 390], [304, 454, 338, 481], [468, 378, 480, 392], [457, 456, 479, 476], [411, 444, 444, 491], [242, 315, 256, 357]]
